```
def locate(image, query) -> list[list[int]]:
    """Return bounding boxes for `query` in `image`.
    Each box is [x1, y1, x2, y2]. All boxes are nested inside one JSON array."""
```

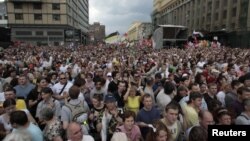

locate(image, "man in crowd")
[[136, 94, 160, 139], [67, 122, 94, 141]]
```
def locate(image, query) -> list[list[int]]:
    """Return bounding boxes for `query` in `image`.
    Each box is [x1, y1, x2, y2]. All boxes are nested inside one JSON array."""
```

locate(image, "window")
[[214, 13, 219, 21], [206, 25, 210, 31], [208, 2, 212, 9], [16, 31, 32, 35], [0, 15, 2, 19], [52, 14, 60, 21], [215, 0, 219, 9], [47, 31, 63, 36], [232, 8, 237, 17], [224, 0, 228, 6], [4, 15, 7, 20], [52, 3, 60, 10], [68, 6, 71, 13], [68, 17, 72, 23], [15, 14, 23, 20], [36, 31, 43, 36], [33, 3, 42, 10], [202, 17, 205, 23], [231, 23, 236, 29], [14, 3, 22, 9], [34, 14, 42, 20], [207, 13, 211, 22], [223, 10, 227, 19]]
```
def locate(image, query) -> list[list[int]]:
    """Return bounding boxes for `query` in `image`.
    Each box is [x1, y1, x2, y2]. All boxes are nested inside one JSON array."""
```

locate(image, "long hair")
[[145, 120, 171, 141]]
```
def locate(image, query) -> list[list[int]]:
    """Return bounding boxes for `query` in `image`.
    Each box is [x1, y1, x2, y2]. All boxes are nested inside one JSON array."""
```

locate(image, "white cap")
[[107, 72, 112, 77]]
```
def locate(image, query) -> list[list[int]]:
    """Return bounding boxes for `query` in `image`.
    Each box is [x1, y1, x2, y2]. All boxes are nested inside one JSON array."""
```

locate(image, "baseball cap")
[[104, 94, 116, 103], [107, 72, 112, 77]]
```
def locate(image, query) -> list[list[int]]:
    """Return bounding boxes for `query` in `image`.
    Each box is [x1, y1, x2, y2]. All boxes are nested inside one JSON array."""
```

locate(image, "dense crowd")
[[0, 44, 249, 141]]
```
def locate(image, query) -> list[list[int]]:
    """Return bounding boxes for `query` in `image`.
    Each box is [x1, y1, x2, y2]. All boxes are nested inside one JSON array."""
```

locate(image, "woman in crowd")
[[36, 87, 61, 128], [214, 108, 232, 125], [27, 77, 49, 121], [117, 110, 141, 141], [124, 80, 144, 115], [145, 120, 171, 141], [40, 107, 63, 141]]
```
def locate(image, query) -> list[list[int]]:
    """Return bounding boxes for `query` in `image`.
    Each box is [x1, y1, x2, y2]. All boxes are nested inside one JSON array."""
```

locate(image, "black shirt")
[[108, 80, 118, 94]]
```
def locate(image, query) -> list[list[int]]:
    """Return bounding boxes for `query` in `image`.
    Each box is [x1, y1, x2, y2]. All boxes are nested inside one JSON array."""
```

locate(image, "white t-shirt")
[[156, 89, 171, 114], [82, 135, 95, 141], [52, 82, 73, 95], [0, 92, 5, 102]]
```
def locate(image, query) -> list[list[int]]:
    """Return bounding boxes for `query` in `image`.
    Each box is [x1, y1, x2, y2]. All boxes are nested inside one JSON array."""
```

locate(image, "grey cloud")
[[89, 0, 153, 35]]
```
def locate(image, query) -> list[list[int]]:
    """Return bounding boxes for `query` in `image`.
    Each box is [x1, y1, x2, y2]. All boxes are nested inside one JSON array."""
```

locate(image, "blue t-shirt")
[[14, 123, 43, 141], [136, 107, 160, 139]]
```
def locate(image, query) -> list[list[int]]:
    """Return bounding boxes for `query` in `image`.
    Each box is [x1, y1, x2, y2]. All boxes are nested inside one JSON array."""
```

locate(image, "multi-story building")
[[138, 22, 153, 40], [0, 2, 7, 27], [152, 0, 250, 47], [127, 22, 141, 41], [6, 0, 89, 46], [127, 21, 153, 41], [89, 22, 105, 43]]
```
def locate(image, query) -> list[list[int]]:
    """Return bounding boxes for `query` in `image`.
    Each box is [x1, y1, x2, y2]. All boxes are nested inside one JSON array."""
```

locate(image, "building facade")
[[127, 21, 153, 41], [0, 2, 8, 27], [6, 0, 89, 46], [89, 22, 105, 44], [152, 0, 250, 47]]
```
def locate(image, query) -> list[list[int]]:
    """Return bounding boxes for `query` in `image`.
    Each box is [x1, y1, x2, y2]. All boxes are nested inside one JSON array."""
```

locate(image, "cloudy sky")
[[0, 0, 153, 35], [89, 0, 153, 35]]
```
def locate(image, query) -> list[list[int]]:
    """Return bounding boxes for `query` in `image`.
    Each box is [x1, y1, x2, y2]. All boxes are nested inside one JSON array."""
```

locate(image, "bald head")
[[67, 122, 82, 141], [199, 110, 214, 129]]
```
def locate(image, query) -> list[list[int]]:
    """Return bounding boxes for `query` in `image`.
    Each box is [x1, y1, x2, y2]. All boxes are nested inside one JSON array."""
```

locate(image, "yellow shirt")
[[16, 99, 27, 110], [183, 105, 199, 129], [126, 96, 140, 114]]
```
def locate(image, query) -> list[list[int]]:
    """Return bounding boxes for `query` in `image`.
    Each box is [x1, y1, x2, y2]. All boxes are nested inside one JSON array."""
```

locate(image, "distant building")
[[89, 22, 105, 43], [127, 22, 153, 41], [0, 2, 7, 27], [6, 0, 89, 46], [152, 0, 250, 47], [105, 31, 120, 44]]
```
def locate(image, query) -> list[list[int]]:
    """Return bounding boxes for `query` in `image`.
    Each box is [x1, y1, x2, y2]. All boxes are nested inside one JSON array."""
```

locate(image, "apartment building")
[[0, 2, 7, 27], [89, 22, 105, 43], [127, 21, 153, 41], [6, 0, 89, 46]]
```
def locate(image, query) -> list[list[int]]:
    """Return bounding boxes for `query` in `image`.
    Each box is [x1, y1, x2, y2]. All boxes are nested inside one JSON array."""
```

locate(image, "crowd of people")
[[0, 44, 249, 141]]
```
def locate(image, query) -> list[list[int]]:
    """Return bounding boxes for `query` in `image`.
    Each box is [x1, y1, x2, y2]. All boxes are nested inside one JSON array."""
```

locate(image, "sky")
[[0, 0, 153, 36], [89, 0, 153, 35]]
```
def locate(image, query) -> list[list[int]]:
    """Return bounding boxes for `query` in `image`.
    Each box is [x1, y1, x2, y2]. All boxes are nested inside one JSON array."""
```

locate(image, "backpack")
[[65, 101, 87, 122]]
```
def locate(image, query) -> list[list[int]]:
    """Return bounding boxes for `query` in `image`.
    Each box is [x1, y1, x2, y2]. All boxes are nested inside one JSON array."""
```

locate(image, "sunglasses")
[[60, 77, 66, 80]]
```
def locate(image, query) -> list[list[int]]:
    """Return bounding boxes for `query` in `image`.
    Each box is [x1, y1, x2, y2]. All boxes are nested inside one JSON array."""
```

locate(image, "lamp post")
[[47, 36, 50, 46]]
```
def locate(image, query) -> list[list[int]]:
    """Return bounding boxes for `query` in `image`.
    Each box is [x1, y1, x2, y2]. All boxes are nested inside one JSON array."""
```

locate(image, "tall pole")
[[47, 36, 49, 46]]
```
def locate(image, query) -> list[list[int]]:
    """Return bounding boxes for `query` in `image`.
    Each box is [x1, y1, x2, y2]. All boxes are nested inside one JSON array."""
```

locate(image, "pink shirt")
[[118, 125, 141, 141]]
